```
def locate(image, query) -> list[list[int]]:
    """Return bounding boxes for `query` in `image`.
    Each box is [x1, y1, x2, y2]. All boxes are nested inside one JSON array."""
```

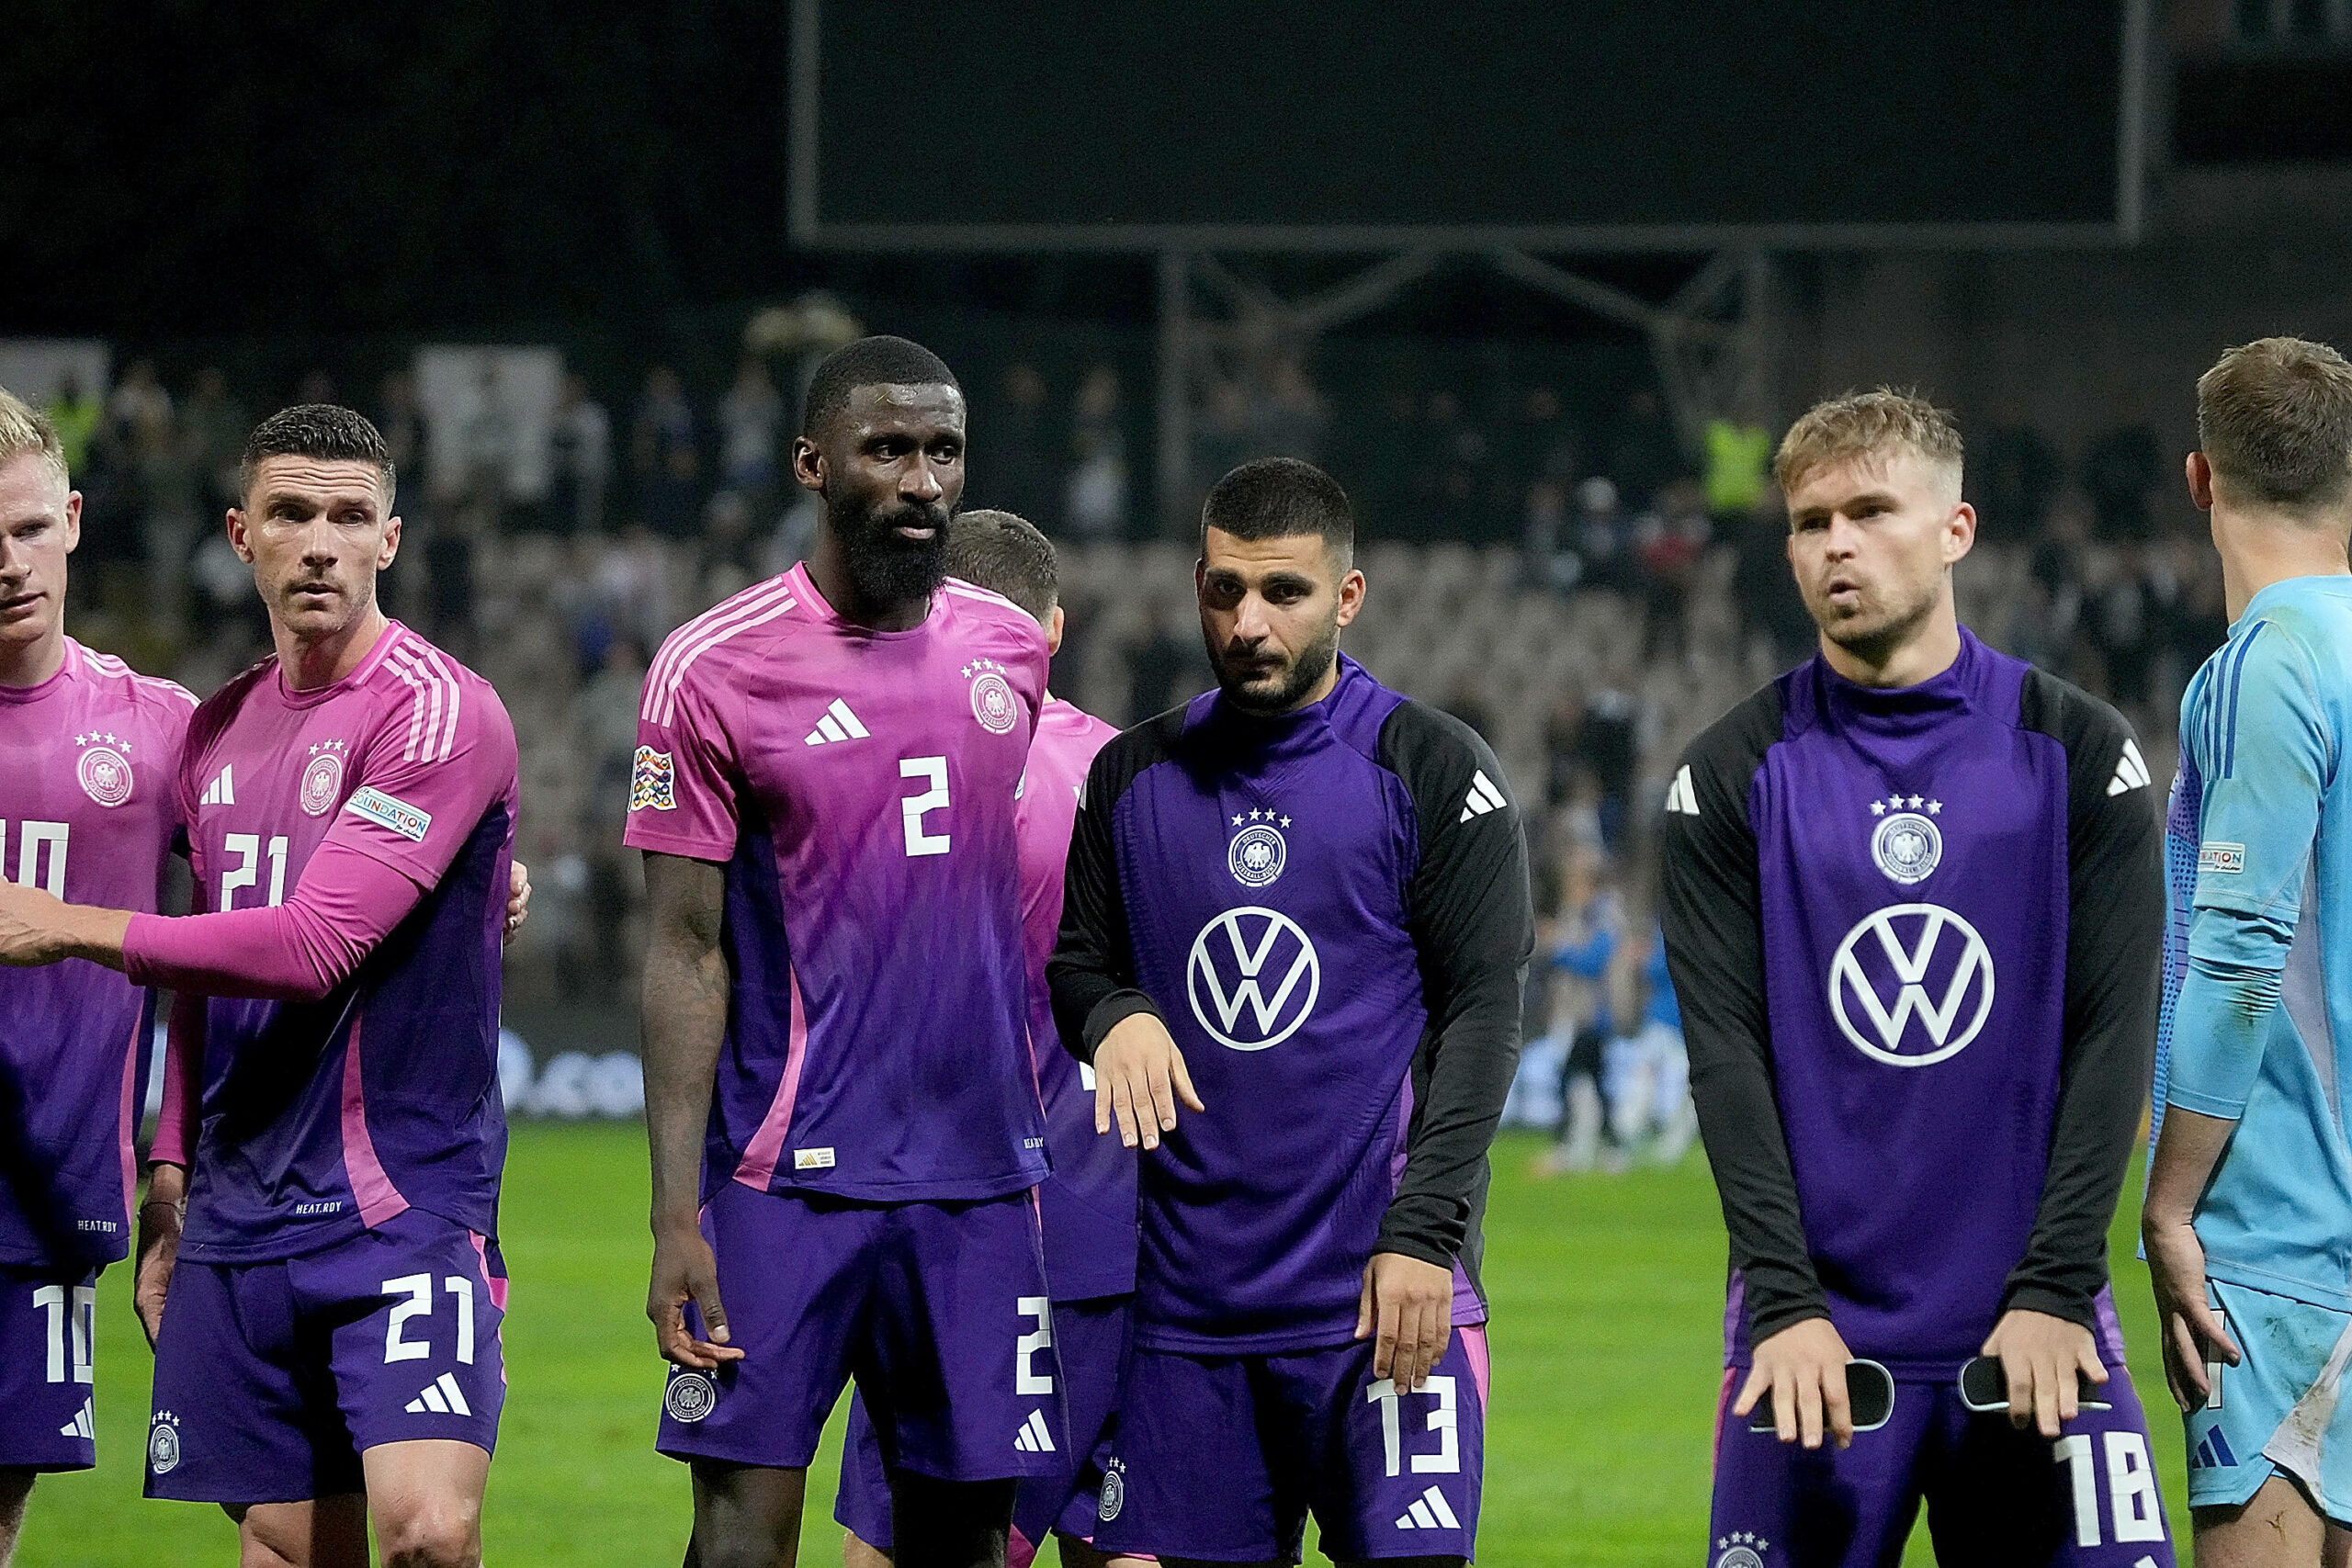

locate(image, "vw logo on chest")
[[1828, 902, 1996, 1067], [1187, 906, 1320, 1051]]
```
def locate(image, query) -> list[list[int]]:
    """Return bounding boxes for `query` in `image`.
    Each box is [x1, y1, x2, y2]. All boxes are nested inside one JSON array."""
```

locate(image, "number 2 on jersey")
[[899, 757, 951, 858]]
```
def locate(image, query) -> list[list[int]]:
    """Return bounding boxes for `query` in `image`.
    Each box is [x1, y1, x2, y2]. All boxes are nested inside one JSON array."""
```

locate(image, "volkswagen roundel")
[[1827, 902, 1996, 1068], [1186, 906, 1320, 1051]]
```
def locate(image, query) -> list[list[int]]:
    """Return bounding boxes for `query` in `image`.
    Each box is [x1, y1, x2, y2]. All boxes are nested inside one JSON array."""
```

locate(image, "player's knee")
[[374, 1500, 481, 1568], [842, 1529, 894, 1568]]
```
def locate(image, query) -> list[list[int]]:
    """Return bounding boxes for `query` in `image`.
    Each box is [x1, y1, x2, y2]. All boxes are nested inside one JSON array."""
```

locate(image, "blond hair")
[[1774, 388, 1963, 499], [0, 386, 69, 490], [2197, 337, 2352, 514]]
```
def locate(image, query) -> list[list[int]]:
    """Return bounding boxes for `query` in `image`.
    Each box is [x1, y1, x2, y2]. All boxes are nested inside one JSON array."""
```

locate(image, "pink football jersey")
[[627, 562, 1051, 1202]]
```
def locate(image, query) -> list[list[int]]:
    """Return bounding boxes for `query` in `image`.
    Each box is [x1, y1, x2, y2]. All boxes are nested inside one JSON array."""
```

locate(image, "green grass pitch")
[[18, 1125, 2189, 1565]]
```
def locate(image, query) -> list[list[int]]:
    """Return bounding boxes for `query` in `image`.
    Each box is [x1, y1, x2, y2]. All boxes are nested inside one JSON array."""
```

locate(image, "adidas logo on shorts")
[[60, 1397, 93, 1440], [1394, 1484, 1460, 1531], [405, 1372, 472, 1416], [1013, 1408, 1057, 1453]]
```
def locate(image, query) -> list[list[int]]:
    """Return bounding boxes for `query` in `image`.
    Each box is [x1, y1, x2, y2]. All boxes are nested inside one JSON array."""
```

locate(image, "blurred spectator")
[[184, 367, 247, 513], [1973, 410, 2061, 543], [2084, 544, 2156, 711], [1249, 358, 1329, 463], [1635, 479, 1712, 660], [1125, 604, 1193, 722], [2084, 423, 2163, 543], [109, 360, 174, 448], [1529, 846, 1626, 1174], [460, 364, 517, 518], [1573, 476, 1634, 593], [1523, 479, 1577, 592], [45, 374, 102, 473], [989, 363, 1057, 524], [1421, 389, 1490, 537], [377, 371, 426, 482], [133, 382, 202, 632], [1733, 497, 1811, 669], [1066, 365, 1130, 540], [1567, 685, 1641, 853], [1508, 385, 1580, 492], [548, 373, 612, 536], [717, 355, 785, 513], [1701, 416, 1771, 523], [1601, 388, 1684, 508], [632, 367, 700, 539], [1193, 380, 1254, 497]]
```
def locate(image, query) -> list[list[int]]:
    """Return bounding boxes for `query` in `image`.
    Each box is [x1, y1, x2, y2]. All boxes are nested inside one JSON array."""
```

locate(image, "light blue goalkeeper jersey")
[[2158, 573, 2352, 1310]]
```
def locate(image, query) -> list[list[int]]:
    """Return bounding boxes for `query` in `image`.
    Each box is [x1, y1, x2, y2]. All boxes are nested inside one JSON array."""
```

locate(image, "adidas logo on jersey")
[[198, 765, 236, 807], [1459, 770, 1508, 823], [1394, 1484, 1461, 1531], [59, 1397, 93, 1440], [404, 1372, 472, 1416], [1666, 764, 1700, 817], [1012, 1408, 1057, 1453], [802, 698, 871, 747], [2108, 739, 2151, 796]]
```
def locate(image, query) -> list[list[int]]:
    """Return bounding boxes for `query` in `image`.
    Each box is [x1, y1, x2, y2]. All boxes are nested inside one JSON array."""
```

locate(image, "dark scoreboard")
[[791, 1, 2145, 250]]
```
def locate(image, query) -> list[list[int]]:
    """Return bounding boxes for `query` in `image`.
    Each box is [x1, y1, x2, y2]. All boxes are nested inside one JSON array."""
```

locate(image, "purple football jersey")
[[170, 623, 519, 1263], [1022, 698, 1132, 1300], [0, 639, 194, 1267], [626, 564, 1050, 1202]]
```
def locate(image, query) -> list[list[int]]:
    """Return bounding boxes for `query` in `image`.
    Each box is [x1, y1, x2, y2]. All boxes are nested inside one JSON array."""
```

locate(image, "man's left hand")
[[1357, 1251, 1453, 1393], [504, 861, 533, 947], [1982, 1308, 2108, 1438]]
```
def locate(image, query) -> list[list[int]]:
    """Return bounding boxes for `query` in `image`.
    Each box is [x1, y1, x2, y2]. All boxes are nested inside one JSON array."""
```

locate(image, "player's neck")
[[276, 606, 392, 693], [2215, 510, 2352, 622], [1816, 604, 1962, 690], [0, 625, 67, 689]]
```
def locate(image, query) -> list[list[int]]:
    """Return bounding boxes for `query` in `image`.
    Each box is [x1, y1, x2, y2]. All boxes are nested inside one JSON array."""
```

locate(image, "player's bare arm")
[[1091, 1010, 1203, 1151], [2141, 1107, 2245, 1411], [640, 850, 742, 1371], [135, 1157, 188, 1348]]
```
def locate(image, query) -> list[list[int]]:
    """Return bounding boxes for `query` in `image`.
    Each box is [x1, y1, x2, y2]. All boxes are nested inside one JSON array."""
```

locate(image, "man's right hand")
[[1735, 1316, 1857, 1450], [134, 1163, 188, 1349], [1092, 1011, 1204, 1151], [648, 1222, 744, 1371]]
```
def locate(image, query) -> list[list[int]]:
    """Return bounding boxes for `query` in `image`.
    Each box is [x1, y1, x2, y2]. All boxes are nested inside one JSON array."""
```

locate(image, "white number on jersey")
[[32, 1283, 96, 1385], [219, 832, 288, 911], [899, 757, 952, 858], [2055, 1430, 2165, 1546], [1366, 1376, 1461, 1477], [0, 820, 70, 897], [381, 1273, 477, 1365], [1015, 1296, 1055, 1395]]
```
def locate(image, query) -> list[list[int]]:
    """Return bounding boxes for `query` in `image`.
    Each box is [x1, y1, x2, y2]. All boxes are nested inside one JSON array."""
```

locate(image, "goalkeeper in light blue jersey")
[[2144, 336, 2352, 1566]]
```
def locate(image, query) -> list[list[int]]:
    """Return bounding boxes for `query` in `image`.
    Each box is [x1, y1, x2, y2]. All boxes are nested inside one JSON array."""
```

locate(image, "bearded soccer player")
[[1048, 457, 1532, 1567], [835, 510, 1132, 1568], [2143, 338, 2352, 1567], [635, 338, 1055, 1568], [0, 388, 194, 1562], [0, 404, 522, 1568], [1662, 390, 2174, 1566]]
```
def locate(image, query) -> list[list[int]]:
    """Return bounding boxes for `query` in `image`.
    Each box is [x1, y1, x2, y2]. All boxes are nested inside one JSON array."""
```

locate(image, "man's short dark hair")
[[240, 403, 396, 505], [1200, 457, 1354, 569], [802, 335, 960, 437], [2198, 336, 2352, 514], [946, 509, 1057, 624]]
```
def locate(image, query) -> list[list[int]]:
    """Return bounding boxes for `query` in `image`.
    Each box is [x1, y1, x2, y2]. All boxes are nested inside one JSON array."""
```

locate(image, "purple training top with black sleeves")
[[1048, 654, 1534, 1353], [625, 562, 1051, 1203], [1660, 628, 2163, 1378], [149, 622, 519, 1264], [0, 638, 194, 1268]]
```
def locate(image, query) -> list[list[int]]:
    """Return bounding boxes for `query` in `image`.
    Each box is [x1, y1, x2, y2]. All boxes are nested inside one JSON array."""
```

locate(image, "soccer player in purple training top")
[[0, 387, 195, 1561], [0, 403, 524, 1568], [633, 338, 1056, 1568], [1049, 457, 1534, 1567], [1662, 391, 2175, 1566], [835, 509, 1133, 1568]]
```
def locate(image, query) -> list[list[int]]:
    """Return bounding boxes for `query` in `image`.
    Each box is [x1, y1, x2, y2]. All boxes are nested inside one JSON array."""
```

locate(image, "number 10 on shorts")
[[1367, 1377, 1460, 1478]]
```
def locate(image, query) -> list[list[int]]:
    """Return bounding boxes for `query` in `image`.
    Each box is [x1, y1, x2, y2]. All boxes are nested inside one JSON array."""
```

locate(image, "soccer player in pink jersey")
[[0, 387, 196, 1562], [832, 511, 1135, 1568], [0, 404, 523, 1568], [633, 339, 1056, 1568]]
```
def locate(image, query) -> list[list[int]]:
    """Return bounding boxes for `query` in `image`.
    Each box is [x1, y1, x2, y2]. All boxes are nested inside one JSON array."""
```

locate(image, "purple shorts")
[[145, 1210, 508, 1504], [655, 1182, 1058, 1483], [835, 1293, 1133, 1563], [1093, 1325, 1490, 1563], [1709, 1366, 2176, 1566], [0, 1264, 101, 1472]]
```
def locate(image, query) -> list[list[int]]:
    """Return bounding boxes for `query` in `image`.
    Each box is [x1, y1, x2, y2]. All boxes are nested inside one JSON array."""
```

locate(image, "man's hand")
[[135, 1163, 188, 1349], [0, 881, 130, 968], [648, 1220, 744, 1371], [1356, 1251, 1453, 1393], [1983, 1308, 2108, 1438], [1092, 1011, 1204, 1151], [1736, 1317, 1856, 1450], [2143, 1216, 2241, 1413], [503, 861, 533, 947]]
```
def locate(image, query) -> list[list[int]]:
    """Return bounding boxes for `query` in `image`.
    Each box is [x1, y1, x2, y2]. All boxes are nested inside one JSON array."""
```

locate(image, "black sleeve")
[[1374, 703, 1535, 1272], [2007, 671, 2165, 1330], [1046, 718, 1176, 1066], [1659, 684, 1831, 1344]]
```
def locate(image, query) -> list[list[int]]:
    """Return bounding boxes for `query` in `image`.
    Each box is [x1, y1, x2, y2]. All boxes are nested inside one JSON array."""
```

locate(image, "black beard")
[[1211, 615, 1340, 715], [831, 492, 952, 609]]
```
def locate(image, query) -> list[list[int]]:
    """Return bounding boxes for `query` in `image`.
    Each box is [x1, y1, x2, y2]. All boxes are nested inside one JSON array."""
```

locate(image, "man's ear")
[[2186, 451, 2216, 513], [225, 508, 254, 564], [1336, 567, 1367, 629], [791, 434, 826, 495], [62, 491, 82, 555], [1046, 603, 1066, 659]]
